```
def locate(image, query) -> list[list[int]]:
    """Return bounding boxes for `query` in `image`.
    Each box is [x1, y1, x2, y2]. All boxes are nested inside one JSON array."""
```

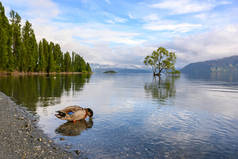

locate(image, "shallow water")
[[1, 73, 238, 159]]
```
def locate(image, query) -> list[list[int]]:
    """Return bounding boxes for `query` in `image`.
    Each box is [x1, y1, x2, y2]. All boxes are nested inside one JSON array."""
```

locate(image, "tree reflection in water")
[[55, 119, 93, 136], [0, 74, 91, 111], [144, 76, 179, 103]]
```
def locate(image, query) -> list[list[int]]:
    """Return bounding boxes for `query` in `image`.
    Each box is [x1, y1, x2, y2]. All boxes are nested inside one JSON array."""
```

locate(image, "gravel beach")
[[0, 92, 76, 159]]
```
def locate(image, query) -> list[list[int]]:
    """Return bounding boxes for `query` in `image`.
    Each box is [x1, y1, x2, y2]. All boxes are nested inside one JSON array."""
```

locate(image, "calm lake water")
[[1, 73, 238, 159]]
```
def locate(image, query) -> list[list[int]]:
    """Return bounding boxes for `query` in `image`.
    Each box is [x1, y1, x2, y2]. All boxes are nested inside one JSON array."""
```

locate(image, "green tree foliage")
[[9, 10, 22, 71], [47, 42, 56, 73], [86, 62, 92, 72], [71, 52, 89, 72], [38, 41, 45, 72], [144, 47, 176, 77], [0, 2, 10, 70], [0, 2, 92, 73], [22, 20, 38, 71], [53, 44, 63, 72], [64, 52, 71, 72]]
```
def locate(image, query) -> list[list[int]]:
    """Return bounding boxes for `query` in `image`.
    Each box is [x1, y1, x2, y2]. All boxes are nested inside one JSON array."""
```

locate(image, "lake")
[[1, 73, 238, 159]]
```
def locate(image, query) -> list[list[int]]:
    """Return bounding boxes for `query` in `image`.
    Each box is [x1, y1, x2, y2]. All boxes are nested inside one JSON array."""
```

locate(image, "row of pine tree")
[[0, 2, 91, 73]]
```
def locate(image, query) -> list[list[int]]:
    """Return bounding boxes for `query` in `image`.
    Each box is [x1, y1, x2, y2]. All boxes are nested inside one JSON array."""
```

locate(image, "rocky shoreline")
[[0, 92, 76, 159]]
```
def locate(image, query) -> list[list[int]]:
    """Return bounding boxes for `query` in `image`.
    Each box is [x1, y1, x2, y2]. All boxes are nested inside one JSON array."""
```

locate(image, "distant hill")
[[181, 56, 238, 75], [90, 63, 151, 73], [104, 70, 117, 73], [95, 68, 151, 73]]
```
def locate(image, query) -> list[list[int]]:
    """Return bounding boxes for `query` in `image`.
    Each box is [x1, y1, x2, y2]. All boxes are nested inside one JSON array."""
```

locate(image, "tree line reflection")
[[0, 74, 91, 111]]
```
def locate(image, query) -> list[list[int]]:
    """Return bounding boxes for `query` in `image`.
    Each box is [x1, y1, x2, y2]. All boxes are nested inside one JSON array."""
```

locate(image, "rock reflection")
[[55, 119, 93, 136], [144, 76, 179, 102]]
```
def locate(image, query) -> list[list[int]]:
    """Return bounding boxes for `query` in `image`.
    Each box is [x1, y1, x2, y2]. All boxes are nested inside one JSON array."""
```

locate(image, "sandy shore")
[[0, 92, 76, 159]]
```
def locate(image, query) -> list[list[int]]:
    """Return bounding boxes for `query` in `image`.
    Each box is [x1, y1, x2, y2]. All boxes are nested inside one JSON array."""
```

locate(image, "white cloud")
[[105, 0, 111, 4], [105, 16, 127, 24], [58, 41, 154, 67], [1, 0, 59, 20], [193, 13, 208, 20], [150, 0, 230, 14], [33, 21, 145, 45], [164, 25, 238, 67], [2, 0, 237, 69], [2, 0, 146, 66], [128, 12, 136, 19], [30, 20, 149, 65], [144, 22, 202, 32], [142, 13, 202, 33], [143, 14, 159, 21]]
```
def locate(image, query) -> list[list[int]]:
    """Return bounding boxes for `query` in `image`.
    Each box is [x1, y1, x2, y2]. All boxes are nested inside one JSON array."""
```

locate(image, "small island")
[[104, 70, 117, 73]]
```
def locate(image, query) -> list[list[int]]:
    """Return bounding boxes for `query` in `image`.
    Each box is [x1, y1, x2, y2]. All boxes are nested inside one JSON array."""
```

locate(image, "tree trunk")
[[153, 69, 162, 77], [154, 72, 161, 77]]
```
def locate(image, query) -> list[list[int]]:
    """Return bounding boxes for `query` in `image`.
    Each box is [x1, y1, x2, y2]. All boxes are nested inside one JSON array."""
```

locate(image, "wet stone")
[[74, 150, 81, 155], [136, 151, 141, 155], [34, 146, 41, 151], [0, 92, 74, 159], [65, 145, 72, 149], [18, 116, 24, 120], [17, 130, 22, 134]]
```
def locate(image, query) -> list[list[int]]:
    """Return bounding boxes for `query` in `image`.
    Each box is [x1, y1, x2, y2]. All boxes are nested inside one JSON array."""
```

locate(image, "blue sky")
[[1, 0, 238, 68]]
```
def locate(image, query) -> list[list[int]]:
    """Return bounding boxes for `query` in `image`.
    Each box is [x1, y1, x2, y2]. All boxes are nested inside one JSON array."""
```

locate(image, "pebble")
[[0, 93, 74, 159], [60, 137, 65, 141], [74, 150, 81, 155], [17, 130, 22, 134], [18, 116, 24, 120], [123, 147, 130, 151], [25, 123, 30, 128], [65, 145, 72, 149], [34, 146, 41, 151], [136, 151, 141, 155]]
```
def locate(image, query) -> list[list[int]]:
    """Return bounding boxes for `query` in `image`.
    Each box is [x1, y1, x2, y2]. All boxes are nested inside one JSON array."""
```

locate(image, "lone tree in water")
[[144, 47, 176, 77]]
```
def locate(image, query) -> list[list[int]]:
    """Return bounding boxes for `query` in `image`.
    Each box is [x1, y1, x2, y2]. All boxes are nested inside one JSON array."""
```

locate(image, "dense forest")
[[0, 2, 91, 73]]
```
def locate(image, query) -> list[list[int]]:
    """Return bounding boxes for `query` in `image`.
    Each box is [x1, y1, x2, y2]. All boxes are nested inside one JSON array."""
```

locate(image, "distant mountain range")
[[91, 63, 151, 73], [91, 56, 238, 74], [93, 68, 151, 73], [181, 56, 238, 75]]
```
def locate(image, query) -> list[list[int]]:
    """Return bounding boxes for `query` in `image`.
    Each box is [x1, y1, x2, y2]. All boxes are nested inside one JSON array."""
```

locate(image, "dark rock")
[[74, 150, 81, 155]]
